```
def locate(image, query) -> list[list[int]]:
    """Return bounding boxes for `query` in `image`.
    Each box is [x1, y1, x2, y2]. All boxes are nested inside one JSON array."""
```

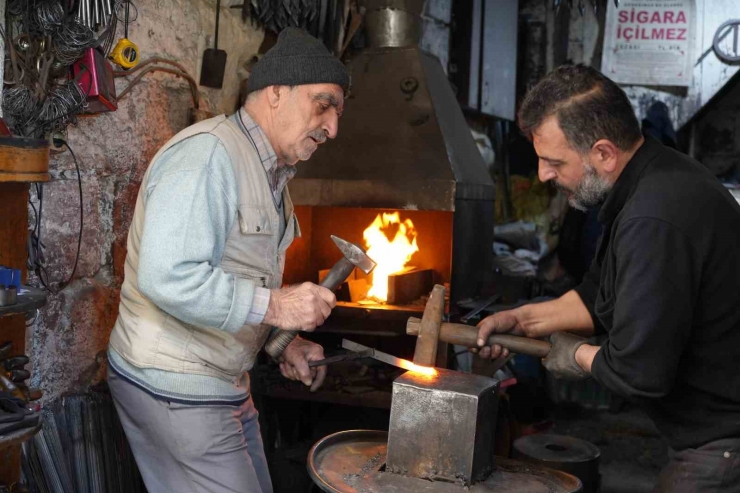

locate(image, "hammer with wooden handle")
[[263, 235, 376, 360], [406, 317, 551, 358]]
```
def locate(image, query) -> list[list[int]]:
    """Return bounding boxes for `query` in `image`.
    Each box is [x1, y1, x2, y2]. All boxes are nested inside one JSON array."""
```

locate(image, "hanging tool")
[[338, 2, 364, 59], [263, 235, 376, 360], [110, 0, 140, 70], [7, 369, 31, 383], [200, 0, 228, 88]]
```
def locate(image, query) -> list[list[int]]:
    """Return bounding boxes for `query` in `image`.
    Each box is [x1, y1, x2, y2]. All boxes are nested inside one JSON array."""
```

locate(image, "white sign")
[[602, 0, 696, 87]]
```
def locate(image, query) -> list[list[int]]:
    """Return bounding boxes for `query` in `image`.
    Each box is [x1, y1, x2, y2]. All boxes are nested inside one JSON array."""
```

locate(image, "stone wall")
[[27, 0, 264, 403]]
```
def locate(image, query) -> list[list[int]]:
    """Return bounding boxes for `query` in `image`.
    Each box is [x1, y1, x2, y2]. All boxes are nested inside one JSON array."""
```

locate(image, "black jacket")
[[574, 137, 740, 450]]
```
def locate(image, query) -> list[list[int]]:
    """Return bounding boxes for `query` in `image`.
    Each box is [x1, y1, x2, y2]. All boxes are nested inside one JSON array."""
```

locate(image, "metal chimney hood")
[[288, 1, 495, 212]]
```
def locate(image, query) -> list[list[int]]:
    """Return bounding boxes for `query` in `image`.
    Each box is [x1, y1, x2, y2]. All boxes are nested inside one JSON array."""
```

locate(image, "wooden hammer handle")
[[406, 317, 551, 358]]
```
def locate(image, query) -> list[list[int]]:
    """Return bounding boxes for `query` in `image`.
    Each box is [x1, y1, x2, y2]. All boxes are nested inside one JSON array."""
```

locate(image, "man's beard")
[[555, 163, 612, 211]]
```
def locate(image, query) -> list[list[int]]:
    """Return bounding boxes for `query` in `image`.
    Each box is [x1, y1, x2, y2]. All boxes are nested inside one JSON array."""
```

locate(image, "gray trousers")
[[654, 438, 740, 493], [108, 368, 273, 493]]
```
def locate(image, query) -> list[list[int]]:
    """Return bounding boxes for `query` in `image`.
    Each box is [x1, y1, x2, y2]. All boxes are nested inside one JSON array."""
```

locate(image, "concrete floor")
[[549, 404, 668, 493]]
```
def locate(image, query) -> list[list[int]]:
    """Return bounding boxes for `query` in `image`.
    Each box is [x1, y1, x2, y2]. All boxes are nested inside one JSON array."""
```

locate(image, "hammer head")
[[331, 235, 376, 274]]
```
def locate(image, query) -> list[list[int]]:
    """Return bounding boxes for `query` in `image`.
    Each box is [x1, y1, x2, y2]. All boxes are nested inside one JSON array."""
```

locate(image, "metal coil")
[[53, 19, 96, 65], [3, 85, 38, 119], [36, 1, 66, 35], [34, 81, 86, 126]]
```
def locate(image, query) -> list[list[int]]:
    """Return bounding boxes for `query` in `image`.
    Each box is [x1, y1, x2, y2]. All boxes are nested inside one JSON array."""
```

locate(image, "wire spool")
[[513, 434, 601, 493], [109, 37, 139, 69]]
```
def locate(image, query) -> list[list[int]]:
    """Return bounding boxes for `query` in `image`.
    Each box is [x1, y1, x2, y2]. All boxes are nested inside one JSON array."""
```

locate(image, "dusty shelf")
[[0, 286, 46, 318]]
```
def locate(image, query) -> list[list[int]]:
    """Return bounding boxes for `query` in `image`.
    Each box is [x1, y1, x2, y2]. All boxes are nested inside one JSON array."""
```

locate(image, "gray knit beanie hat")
[[247, 28, 350, 94]]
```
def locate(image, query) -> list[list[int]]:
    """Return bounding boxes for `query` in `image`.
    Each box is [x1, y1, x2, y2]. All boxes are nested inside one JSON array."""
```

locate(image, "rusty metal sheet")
[[307, 430, 582, 493], [386, 368, 499, 485]]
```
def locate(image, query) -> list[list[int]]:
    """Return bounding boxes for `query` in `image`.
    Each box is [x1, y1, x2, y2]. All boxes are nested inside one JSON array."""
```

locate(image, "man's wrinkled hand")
[[473, 310, 525, 360], [263, 282, 336, 331], [542, 332, 590, 380], [279, 336, 327, 392]]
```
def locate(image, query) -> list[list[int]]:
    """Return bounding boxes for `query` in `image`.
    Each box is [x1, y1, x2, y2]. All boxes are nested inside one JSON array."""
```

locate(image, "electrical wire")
[[31, 140, 84, 294], [59, 140, 84, 292]]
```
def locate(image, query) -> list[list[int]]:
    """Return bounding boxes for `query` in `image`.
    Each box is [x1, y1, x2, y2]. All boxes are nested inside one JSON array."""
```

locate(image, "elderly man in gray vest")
[[107, 28, 349, 493]]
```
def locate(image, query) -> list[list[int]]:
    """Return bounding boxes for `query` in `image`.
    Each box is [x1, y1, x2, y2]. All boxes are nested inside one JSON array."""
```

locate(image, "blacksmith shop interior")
[[1, 0, 740, 492]]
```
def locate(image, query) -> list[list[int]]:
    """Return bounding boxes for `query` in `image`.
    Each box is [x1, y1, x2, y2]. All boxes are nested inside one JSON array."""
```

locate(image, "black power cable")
[[60, 140, 84, 291], [30, 138, 84, 294]]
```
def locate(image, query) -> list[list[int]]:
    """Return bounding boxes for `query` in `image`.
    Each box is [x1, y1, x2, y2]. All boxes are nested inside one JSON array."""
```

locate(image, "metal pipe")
[[103, 0, 113, 24], [83, 0, 90, 28], [93, 0, 100, 27], [364, 8, 423, 48]]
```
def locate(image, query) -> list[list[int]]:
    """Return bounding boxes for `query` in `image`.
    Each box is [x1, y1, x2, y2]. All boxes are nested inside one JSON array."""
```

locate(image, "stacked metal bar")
[[64, 396, 89, 493], [83, 397, 105, 493], [21, 393, 144, 493], [77, 0, 115, 30]]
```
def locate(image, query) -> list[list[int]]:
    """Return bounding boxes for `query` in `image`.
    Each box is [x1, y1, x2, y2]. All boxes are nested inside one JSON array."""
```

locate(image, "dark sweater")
[[574, 137, 740, 451]]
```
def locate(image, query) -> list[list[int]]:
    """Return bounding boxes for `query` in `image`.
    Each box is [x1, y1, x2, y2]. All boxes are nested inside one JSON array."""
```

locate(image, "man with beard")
[[107, 28, 348, 493], [475, 65, 740, 492]]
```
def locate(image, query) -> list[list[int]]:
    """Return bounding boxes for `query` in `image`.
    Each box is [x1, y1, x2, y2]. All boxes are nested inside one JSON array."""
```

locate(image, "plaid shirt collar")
[[233, 108, 296, 206]]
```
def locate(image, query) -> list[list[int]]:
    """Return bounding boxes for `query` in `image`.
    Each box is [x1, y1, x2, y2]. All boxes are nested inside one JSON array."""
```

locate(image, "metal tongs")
[[308, 349, 373, 368]]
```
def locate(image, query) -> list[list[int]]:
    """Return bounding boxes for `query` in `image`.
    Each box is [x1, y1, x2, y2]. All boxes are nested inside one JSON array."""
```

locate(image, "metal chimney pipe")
[[363, 0, 424, 48]]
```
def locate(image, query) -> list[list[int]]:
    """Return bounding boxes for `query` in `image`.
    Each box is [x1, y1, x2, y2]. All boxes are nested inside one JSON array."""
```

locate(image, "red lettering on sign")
[[617, 10, 687, 26], [677, 28, 686, 40], [652, 28, 665, 39], [667, 28, 676, 40]]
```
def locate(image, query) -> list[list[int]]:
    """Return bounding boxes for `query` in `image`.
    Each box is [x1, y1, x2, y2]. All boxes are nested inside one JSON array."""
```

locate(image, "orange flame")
[[399, 360, 437, 376], [362, 212, 419, 302]]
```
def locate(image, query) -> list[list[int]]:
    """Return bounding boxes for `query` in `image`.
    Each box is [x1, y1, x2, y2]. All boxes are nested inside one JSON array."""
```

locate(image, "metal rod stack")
[[21, 393, 146, 493], [77, 0, 114, 30]]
